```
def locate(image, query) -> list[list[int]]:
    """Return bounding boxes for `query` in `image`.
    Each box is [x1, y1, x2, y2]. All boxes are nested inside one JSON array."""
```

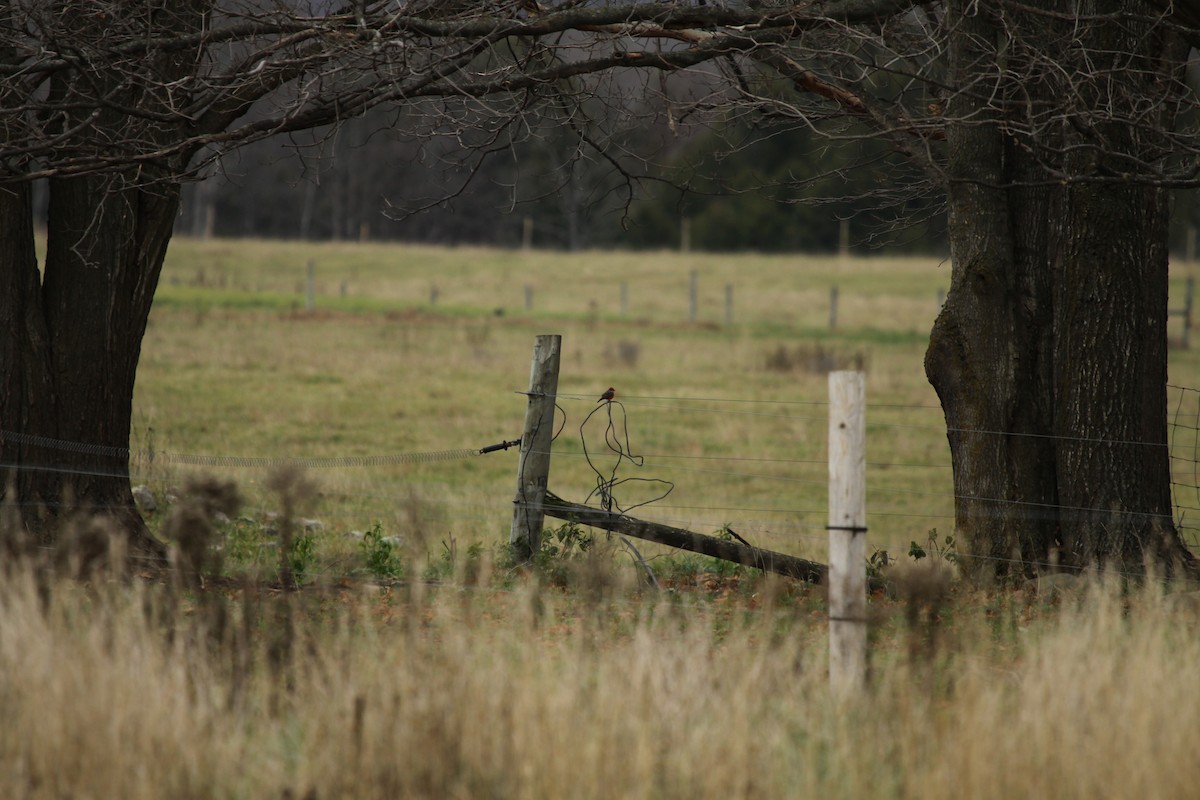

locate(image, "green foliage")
[[222, 517, 270, 569], [625, 119, 946, 253], [523, 521, 596, 587], [908, 528, 958, 565], [288, 532, 318, 580], [654, 552, 752, 584], [425, 536, 487, 582], [539, 521, 595, 560], [360, 522, 404, 581]]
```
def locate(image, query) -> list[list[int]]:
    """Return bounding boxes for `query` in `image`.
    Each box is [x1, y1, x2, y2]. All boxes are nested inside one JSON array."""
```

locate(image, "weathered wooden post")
[[510, 334, 562, 558], [828, 370, 867, 694], [829, 285, 839, 330], [523, 216, 534, 250], [725, 283, 734, 326], [524, 285, 534, 311], [305, 260, 315, 310], [620, 281, 629, 317], [689, 270, 698, 323]]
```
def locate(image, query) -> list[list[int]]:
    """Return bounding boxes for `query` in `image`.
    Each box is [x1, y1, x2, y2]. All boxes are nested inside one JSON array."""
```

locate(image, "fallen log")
[[542, 490, 827, 583]]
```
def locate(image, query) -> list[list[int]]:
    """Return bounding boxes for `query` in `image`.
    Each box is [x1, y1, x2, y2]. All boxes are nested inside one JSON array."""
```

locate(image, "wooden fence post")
[[829, 285, 839, 330], [620, 281, 629, 317], [725, 283, 734, 326], [305, 260, 315, 310], [510, 334, 562, 558], [689, 270, 698, 322], [828, 370, 867, 693]]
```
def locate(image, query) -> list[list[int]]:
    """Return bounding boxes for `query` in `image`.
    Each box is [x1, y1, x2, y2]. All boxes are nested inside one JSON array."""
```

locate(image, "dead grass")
[[4, 557, 1200, 799]]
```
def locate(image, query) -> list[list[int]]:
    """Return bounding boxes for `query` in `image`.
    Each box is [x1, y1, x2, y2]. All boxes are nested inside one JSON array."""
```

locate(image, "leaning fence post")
[[828, 370, 867, 693], [510, 334, 562, 558]]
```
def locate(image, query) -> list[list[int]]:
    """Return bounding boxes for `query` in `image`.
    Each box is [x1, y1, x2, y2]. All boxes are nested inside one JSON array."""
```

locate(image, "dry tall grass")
[[4, 557, 1200, 799]]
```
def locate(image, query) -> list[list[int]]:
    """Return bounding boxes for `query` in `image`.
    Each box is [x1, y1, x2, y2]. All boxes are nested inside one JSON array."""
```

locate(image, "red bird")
[[597, 387, 616, 403]]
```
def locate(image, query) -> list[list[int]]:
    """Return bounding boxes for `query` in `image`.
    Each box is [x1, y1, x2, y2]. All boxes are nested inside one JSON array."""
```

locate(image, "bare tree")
[[1, 0, 1198, 576]]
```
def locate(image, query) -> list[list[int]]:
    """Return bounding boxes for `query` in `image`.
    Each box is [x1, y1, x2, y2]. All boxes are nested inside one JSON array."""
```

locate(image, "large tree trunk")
[[1048, 8, 1188, 573], [0, 176, 176, 556], [0, 2, 210, 556], [926, 1, 1196, 579], [925, 1, 1059, 580], [0, 185, 58, 534]]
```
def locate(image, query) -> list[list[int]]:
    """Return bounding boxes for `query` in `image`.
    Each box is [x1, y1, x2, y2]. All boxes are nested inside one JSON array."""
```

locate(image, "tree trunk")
[[0, 2, 212, 556], [926, 1, 1196, 579], [1048, 9, 1189, 573], [0, 184, 58, 537], [925, 1, 1059, 580], [0, 176, 176, 556]]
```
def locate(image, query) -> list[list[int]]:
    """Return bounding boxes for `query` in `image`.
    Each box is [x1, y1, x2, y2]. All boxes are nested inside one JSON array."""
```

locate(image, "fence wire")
[[5, 382, 1200, 570]]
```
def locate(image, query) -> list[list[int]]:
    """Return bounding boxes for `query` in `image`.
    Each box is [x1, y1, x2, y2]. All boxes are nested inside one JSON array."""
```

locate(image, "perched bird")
[[598, 387, 616, 403]]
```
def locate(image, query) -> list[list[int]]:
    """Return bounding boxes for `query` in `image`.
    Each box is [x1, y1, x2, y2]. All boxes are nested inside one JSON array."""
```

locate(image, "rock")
[[131, 485, 157, 513]]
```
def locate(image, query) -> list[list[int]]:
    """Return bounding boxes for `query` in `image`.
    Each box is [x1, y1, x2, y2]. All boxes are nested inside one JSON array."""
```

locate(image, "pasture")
[[133, 237, 1200, 572], [5, 237, 1200, 799]]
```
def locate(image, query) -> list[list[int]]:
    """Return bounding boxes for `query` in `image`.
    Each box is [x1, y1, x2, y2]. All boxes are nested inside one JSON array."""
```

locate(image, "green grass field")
[[133, 237, 1200, 573]]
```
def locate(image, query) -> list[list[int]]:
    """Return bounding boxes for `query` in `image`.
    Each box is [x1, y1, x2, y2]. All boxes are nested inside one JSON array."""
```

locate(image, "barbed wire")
[[0, 429, 515, 468], [534, 391, 1200, 450], [7, 381, 1200, 571]]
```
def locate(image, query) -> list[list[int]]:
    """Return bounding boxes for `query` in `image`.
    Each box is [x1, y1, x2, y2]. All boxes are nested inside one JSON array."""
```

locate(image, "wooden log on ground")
[[543, 490, 827, 583]]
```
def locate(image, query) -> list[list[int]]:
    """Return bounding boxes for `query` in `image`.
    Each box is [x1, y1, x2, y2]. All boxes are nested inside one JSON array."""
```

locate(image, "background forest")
[[162, 107, 1200, 254]]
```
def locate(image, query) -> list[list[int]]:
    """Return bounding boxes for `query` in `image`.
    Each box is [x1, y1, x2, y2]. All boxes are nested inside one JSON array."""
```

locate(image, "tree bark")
[[926, 1, 1058, 580], [0, 2, 206, 556], [0, 176, 175, 556], [1048, 10, 1188, 573], [926, 1, 1195, 579]]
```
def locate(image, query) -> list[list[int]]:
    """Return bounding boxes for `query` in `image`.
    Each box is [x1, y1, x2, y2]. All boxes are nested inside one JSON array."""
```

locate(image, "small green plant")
[[528, 521, 595, 586], [360, 522, 404, 580], [538, 520, 595, 560], [425, 536, 486, 582], [224, 518, 266, 566], [908, 528, 958, 564], [867, 548, 891, 584], [288, 532, 317, 580]]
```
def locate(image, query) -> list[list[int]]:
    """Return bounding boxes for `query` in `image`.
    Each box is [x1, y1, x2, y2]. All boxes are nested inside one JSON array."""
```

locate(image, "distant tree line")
[[171, 97, 954, 254]]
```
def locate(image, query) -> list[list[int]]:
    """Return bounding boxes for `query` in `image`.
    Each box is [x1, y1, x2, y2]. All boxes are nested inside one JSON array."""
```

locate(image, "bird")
[[598, 387, 616, 403]]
